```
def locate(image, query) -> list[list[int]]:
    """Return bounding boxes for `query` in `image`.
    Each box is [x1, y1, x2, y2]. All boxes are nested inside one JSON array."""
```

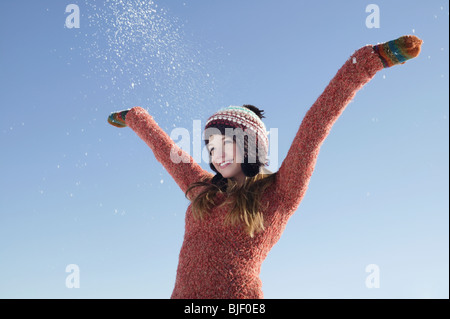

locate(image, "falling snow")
[[80, 0, 221, 122]]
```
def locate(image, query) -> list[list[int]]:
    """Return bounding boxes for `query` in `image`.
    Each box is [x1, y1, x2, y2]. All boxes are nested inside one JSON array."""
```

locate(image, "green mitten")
[[108, 109, 130, 128], [373, 35, 423, 68]]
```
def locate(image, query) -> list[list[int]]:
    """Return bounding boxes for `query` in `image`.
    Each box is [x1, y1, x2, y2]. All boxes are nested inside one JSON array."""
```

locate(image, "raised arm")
[[273, 35, 423, 214], [108, 106, 213, 196]]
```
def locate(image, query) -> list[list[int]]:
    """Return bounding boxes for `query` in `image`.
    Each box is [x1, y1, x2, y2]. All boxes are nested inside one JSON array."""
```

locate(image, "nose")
[[212, 153, 225, 164], [210, 142, 235, 164], [211, 148, 229, 164]]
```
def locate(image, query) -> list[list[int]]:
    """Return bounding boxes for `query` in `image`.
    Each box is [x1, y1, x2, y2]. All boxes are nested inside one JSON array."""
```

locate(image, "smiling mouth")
[[219, 160, 233, 168]]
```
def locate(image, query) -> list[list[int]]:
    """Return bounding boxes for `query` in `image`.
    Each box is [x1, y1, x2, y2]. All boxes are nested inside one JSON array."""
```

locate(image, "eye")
[[209, 140, 232, 155]]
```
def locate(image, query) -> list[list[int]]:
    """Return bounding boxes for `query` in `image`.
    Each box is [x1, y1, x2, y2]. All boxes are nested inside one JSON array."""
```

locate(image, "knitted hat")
[[204, 105, 269, 178]]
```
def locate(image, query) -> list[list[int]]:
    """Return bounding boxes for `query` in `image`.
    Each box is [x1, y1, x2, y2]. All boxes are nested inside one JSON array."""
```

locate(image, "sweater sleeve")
[[126, 106, 213, 197], [274, 45, 384, 214]]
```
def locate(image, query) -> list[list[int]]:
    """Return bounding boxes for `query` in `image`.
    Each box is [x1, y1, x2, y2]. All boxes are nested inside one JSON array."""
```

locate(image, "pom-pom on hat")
[[204, 105, 269, 177]]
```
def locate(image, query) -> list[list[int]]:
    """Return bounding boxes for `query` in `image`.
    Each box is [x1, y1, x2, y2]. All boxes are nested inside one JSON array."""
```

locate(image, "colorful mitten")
[[108, 109, 130, 128], [373, 35, 423, 68]]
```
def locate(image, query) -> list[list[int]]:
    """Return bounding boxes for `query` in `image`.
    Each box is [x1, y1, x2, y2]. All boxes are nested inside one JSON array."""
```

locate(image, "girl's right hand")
[[108, 109, 130, 128]]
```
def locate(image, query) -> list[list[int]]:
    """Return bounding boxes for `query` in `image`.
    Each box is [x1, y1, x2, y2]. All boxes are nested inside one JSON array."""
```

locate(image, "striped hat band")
[[204, 106, 269, 154]]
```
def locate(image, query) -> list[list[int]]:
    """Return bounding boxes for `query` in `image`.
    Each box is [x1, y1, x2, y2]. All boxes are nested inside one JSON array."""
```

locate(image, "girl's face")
[[208, 134, 246, 184]]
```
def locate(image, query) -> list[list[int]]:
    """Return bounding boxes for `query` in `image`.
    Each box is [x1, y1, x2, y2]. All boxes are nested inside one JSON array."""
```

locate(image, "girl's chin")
[[218, 165, 239, 175]]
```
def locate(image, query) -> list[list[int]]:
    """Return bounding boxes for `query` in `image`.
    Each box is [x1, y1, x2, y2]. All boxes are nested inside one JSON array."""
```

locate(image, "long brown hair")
[[184, 171, 277, 237]]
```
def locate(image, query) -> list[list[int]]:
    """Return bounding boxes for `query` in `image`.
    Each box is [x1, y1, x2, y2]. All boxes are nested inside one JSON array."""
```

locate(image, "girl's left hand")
[[108, 109, 130, 128]]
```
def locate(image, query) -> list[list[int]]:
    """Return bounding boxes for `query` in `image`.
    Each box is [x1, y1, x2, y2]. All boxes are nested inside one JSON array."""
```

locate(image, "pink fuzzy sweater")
[[125, 45, 384, 299]]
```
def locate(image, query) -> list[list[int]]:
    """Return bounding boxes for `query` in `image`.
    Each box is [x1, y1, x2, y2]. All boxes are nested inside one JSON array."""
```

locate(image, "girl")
[[108, 35, 423, 298]]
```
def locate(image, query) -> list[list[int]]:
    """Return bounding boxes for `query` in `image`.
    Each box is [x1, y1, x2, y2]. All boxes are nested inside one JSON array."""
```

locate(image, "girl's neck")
[[231, 173, 247, 187]]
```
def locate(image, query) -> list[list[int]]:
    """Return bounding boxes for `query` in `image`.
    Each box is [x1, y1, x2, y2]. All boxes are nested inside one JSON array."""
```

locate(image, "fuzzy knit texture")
[[123, 38, 421, 299], [373, 35, 422, 68], [108, 109, 129, 128]]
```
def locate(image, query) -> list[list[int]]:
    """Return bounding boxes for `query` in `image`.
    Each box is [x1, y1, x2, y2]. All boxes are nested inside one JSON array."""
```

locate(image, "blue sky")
[[0, 0, 448, 298]]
